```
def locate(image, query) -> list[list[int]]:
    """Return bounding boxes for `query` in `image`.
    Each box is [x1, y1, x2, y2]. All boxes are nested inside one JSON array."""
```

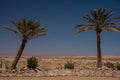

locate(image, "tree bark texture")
[[96, 31, 102, 68], [10, 39, 27, 70]]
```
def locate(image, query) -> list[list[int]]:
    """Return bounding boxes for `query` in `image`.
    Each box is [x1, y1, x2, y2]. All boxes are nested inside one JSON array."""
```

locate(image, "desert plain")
[[0, 56, 120, 80]]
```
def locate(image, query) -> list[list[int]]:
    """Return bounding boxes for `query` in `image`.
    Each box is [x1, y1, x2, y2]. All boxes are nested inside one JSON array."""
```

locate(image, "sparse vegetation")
[[27, 57, 38, 69], [116, 62, 120, 70], [104, 62, 114, 69], [0, 60, 3, 68], [64, 60, 74, 69]]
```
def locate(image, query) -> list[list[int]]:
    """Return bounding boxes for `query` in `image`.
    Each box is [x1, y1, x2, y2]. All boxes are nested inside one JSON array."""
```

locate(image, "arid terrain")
[[0, 56, 120, 80], [0, 76, 120, 80], [7, 56, 120, 71]]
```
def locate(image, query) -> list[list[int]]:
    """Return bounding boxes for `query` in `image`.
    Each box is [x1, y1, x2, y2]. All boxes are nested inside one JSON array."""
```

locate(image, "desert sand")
[[0, 56, 120, 80], [0, 76, 120, 80]]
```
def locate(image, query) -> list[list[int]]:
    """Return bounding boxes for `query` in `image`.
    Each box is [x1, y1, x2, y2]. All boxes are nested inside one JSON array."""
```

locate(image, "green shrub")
[[64, 60, 74, 69], [104, 62, 114, 69], [116, 62, 120, 70], [27, 56, 38, 69], [0, 60, 3, 68]]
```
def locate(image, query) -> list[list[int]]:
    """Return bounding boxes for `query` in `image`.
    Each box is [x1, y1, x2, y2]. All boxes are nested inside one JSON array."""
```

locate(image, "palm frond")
[[22, 17, 27, 26], [38, 28, 47, 33], [10, 19, 25, 34], [8, 18, 47, 40], [108, 17, 120, 22], [103, 22, 117, 26], [29, 34, 47, 40], [91, 9, 99, 22], [75, 24, 85, 28], [33, 33, 47, 37], [10, 19, 18, 27], [76, 8, 120, 33], [31, 28, 47, 36], [75, 24, 95, 28], [75, 26, 95, 34], [104, 11, 113, 20], [102, 25, 120, 32], [83, 15, 94, 23], [4, 26, 17, 33], [4, 26, 22, 37]]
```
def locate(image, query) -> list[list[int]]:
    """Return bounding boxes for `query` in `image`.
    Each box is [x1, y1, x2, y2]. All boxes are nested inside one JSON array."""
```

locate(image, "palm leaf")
[[33, 33, 47, 37], [76, 26, 95, 34], [108, 17, 120, 22], [76, 8, 120, 33], [102, 26, 120, 32], [30, 28, 46, 35], [6, 18, 47, 40], [83, 15, 95, 23], [4, 26, 17, 33], [4, 26, 22, 37], [29, 33, 47, 40], [76, 24, 95, 28]]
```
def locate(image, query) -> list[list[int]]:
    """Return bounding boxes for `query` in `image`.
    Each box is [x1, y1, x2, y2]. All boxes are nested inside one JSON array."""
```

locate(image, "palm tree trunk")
[[96, 31, 102, 68], [10, 39, 27, 70]]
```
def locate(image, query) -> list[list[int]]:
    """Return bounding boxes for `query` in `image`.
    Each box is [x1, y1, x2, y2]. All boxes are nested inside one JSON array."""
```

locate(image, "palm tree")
[[75, 8, 120, 68], [4, 17, 47, 70]]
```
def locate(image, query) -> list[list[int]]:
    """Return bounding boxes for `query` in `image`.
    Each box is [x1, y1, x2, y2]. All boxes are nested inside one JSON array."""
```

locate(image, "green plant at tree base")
[[27, 56, 38, 69], [64, 60, 74, 69]]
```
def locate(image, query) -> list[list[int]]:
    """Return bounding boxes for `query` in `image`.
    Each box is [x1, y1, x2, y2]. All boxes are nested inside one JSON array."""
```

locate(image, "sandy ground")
[[0, 76, 120, 80], [1, 56, 119, 71], [0, 56, 120, 80]]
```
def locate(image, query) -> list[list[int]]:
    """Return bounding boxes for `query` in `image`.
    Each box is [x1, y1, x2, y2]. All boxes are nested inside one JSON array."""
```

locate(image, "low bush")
[[64, 60, 74, 69], [27, 56, 38, 69], [0, 60, 3, 68], [104, 62, 114, 69], [116, 62, 120, 70]]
